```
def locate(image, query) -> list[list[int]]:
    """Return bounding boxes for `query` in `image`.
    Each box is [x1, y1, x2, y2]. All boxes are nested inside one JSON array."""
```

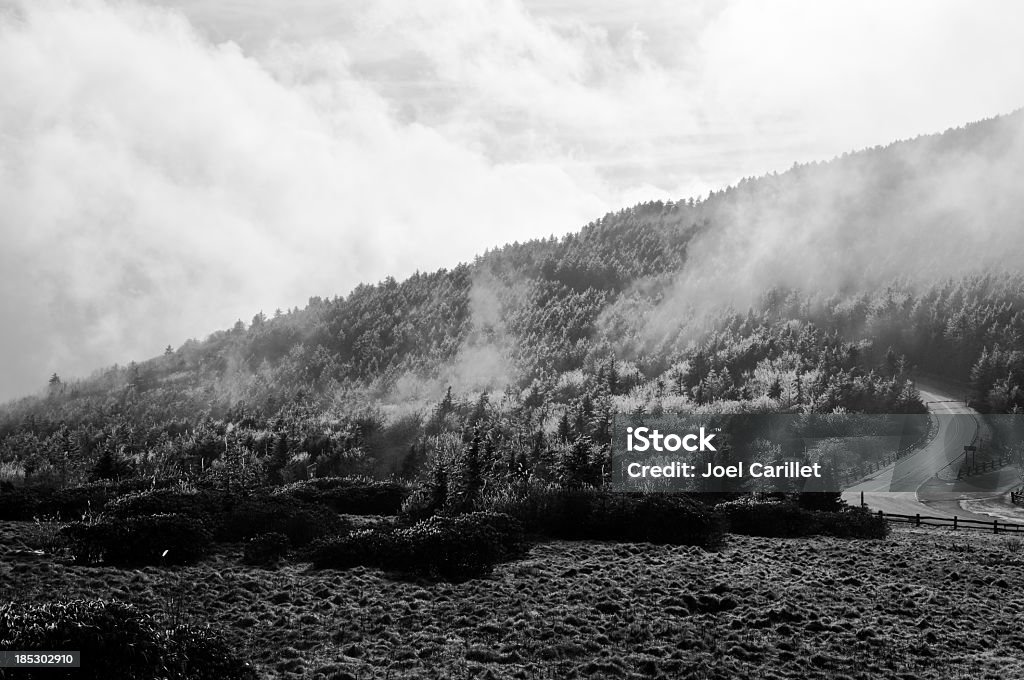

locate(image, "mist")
[[2, 0, 1024, 402], [640, 113, 1024, 346], [0, 0, 607, 402]]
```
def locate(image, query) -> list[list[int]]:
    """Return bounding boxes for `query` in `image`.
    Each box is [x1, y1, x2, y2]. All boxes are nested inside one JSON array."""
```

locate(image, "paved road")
[[841, 380, 1024, 523]]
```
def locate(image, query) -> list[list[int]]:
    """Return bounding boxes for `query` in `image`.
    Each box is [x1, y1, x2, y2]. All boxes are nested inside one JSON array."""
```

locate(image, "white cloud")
[[696, 0, 1024, 162], [0, 0, 609, 401], [2, 0, 1023, 401]]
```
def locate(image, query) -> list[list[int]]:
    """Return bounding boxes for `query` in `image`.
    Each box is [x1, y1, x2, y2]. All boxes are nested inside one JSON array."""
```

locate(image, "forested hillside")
[[3, 110, 1024, 490]]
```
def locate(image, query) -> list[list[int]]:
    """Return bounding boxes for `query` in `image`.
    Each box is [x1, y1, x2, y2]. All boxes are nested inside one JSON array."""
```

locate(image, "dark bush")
[[0, 599, 256, 680], [42, 479, 173, 519], [718, 497, 888, 539], [38, 485, 116, 520], [0, 479, 179, 521], [309, 511, 526, 581], [62, 513, 213, 566], [105, 488, 231, 521], [398, 512, 529, 578], [469, 511, 530, 560], [218, 495, 345, 546], [795, 491, 845, 512], [818, 507, 890, 539], [242, 532, 290, 567], [717, 497, 816, 537], [307, 528, 396, 571], [104, 488, 345, 547], [0, 487, 41, 520], [481, 482, 726, 548], [272, 477, 408, 515]]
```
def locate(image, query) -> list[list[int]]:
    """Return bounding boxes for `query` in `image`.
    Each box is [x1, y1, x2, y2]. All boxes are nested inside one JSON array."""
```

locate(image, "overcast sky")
[[1, 0, 1023, 402]]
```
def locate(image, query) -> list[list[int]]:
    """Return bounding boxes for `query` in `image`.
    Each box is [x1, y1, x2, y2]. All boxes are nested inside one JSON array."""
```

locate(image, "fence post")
[[916, 513, 921, 527], [878, 510, 884, 523], [860, 491, 864, 508], [993, 520, 999, 535], [953, 516, 958, 531]]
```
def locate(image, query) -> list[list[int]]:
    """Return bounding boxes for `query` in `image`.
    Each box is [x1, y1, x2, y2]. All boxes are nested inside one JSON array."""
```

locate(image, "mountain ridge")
[[3, 109, 1024, 485]]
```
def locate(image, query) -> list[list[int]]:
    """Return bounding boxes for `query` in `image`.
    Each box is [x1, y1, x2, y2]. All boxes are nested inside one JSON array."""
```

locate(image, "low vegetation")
[[717, 496, 889, 539], [480, 482, 729, 547], [271, 477, 407, 515], [0, 599, 256, 680], [61, 513, 212, 566], [242, 531, 290, 567], [308, 511, 528, 582]]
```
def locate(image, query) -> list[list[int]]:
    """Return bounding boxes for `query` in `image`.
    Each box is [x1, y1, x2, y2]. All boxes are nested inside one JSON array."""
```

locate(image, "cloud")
[[0, 0, 609, 401], [694, 0, 1024, 160], [2, 0, 1024, 402], [636, 111, 1024, 349]]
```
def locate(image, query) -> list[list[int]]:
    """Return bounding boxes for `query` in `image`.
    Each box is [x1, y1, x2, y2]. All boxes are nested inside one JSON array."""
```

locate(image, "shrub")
[[22, 517, 68, 555], [308, 512, 527, 581], [795, 491, 845, 513], [106, 488, 345, 547], [0, 599, 256, 680], [717, 497, 888, 539], [0, 479, 178, 521], [105, 488, 230, 521], [272, 477, 407, 515], [480, 482, 726, 548], [217, 495, 345, 546], [38, 485, 116, 520], [41, 480, 172, 519], [586, 493, 726, 546], [399, 512, 528, 578], [716, 497, 815, 537], [818, 507, 889, 539], [399, 467, 449, 521], [62, 513, 212, 566], [242, 532, 290, 567], [307, 528, 397, 571], [0, 487, 41, 520]]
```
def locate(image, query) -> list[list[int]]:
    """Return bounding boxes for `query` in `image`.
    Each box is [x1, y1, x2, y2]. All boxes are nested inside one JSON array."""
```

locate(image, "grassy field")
[[2, 521, 1023, 679]]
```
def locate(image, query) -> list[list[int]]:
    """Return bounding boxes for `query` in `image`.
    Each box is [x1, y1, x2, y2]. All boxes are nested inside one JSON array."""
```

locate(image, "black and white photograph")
[[2, 1, 1024, 678]]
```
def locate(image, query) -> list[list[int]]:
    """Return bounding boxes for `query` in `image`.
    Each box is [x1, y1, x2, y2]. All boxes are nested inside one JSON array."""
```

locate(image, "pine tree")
[[267, 433, 290, 483], [559, 437, 598, 488], [400, 443, 421, 479], [91, 446, 131, 481], [47, 373, 62, 397], [449, 433, 483, 513], [556, 411, 572, 442]]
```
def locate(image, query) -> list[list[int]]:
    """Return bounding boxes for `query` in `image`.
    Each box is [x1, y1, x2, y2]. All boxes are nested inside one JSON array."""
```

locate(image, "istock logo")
[[625, 426, 716, 452]]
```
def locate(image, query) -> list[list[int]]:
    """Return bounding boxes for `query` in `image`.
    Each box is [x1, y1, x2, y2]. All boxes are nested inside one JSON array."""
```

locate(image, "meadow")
[[4, 518, 1022, 679]]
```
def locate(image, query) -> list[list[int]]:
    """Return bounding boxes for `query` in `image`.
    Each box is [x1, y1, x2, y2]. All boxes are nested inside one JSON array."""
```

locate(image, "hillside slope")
[[3, 110, 1024, 485]]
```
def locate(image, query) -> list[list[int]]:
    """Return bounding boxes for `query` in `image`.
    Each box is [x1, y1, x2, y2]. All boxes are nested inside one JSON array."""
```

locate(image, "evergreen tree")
[[91, 446, 131, 481], [556, 411, 572, 443]]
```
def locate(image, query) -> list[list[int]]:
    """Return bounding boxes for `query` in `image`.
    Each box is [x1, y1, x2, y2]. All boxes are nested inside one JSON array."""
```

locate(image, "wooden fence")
[[874, 510, 1022, 534], [955, 452, 1017, 480], [837, 418, 938, 488]]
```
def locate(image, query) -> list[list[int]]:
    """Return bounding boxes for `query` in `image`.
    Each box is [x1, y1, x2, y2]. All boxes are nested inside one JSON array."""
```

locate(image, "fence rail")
[[875, 510, 1022, 534], [954, 452, 1017, 480], [837, 417, 939, 488]]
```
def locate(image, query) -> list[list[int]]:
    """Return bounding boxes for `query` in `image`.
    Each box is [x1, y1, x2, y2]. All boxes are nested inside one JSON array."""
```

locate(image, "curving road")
[[841, 380, 1024, 523]]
